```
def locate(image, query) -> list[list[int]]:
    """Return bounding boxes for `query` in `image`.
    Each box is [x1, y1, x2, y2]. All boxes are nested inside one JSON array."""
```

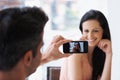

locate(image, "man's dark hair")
[[0, 7, 48, 71]]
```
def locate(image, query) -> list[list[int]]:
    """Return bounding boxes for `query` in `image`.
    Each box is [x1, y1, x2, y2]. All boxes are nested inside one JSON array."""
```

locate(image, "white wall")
[[108, 0, 120, 80]]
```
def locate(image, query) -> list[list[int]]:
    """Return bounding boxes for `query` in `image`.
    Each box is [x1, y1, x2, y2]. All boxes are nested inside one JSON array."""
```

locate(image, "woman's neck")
[[88, 46, 95, 55], [87, 46, 95, 67]]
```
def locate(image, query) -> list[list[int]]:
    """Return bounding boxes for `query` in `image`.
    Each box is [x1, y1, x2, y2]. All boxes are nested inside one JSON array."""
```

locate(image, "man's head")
[[0, 7, 48, 76]]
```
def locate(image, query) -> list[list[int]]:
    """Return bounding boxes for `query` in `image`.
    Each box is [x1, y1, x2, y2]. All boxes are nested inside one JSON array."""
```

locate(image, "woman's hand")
[[98, 39, 112, 56], [43, 35, 71, 61], [80, 35, 87, 41]]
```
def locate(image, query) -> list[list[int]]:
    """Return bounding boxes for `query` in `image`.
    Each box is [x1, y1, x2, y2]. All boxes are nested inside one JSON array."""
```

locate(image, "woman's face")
[[82, 19, 103, 47]]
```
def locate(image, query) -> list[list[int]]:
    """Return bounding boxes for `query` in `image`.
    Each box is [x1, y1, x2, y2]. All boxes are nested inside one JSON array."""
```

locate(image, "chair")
[[47, 66, 61, 80]]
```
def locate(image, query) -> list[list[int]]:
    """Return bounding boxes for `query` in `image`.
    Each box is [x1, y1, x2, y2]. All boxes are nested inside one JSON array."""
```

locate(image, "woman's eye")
[[84, 30, 89, 33], [93, 30, 99, 32]]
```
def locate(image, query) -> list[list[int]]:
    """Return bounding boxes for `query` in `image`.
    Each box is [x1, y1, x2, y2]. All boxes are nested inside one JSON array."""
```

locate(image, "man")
[[0, 7, 70, 80]]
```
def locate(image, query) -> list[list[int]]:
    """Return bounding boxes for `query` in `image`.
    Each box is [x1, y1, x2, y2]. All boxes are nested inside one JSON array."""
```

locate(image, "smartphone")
[[63, 41, 88, 53]]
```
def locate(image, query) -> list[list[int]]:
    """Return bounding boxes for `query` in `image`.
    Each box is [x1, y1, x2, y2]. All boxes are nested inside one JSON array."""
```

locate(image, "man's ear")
[[23, 50, 33, 67]]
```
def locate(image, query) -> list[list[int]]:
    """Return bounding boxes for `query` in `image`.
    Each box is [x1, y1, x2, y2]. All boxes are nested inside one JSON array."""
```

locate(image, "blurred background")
[[0, 0, 120, 80]]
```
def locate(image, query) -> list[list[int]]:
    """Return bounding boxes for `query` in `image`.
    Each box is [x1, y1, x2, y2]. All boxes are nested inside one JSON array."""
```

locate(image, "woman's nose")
[[88, 32, 93, 38]]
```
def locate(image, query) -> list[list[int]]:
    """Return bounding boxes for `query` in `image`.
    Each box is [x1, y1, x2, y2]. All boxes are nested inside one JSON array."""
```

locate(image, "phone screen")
[[63, 41, 88, 53]]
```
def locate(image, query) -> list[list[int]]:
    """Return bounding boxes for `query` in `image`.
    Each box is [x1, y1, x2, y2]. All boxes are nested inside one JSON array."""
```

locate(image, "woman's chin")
[[88, 43, 96, 47]]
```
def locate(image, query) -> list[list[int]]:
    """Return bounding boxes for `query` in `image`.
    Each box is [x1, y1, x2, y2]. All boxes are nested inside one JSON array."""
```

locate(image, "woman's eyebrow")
[[94, 28, 102, 29]]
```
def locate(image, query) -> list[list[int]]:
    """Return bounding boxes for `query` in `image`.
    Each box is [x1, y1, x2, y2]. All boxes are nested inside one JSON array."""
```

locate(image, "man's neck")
[[0, 70, 25, 80], [0, 62, 27, 80]]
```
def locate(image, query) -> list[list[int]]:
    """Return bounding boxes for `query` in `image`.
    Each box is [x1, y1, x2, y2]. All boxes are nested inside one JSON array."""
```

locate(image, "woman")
[[60, 10, 112, 80], [71, 42, 81, 53]]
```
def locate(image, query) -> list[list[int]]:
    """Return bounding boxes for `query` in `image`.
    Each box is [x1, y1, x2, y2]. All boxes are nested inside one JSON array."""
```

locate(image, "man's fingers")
[[51, 35, 64, 44], [56, 39, 71, 47]]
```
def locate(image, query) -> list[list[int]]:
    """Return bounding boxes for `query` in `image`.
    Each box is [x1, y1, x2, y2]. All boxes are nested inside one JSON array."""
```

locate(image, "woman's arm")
[[59, 58, 68, 80], [100, 54, 112, 80], [67, 54, 84, 80], [98, 39, 112, 80]]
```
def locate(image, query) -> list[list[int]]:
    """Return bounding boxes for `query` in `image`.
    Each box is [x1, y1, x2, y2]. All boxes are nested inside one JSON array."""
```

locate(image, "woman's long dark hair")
[[79, 10, 111, 80]]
